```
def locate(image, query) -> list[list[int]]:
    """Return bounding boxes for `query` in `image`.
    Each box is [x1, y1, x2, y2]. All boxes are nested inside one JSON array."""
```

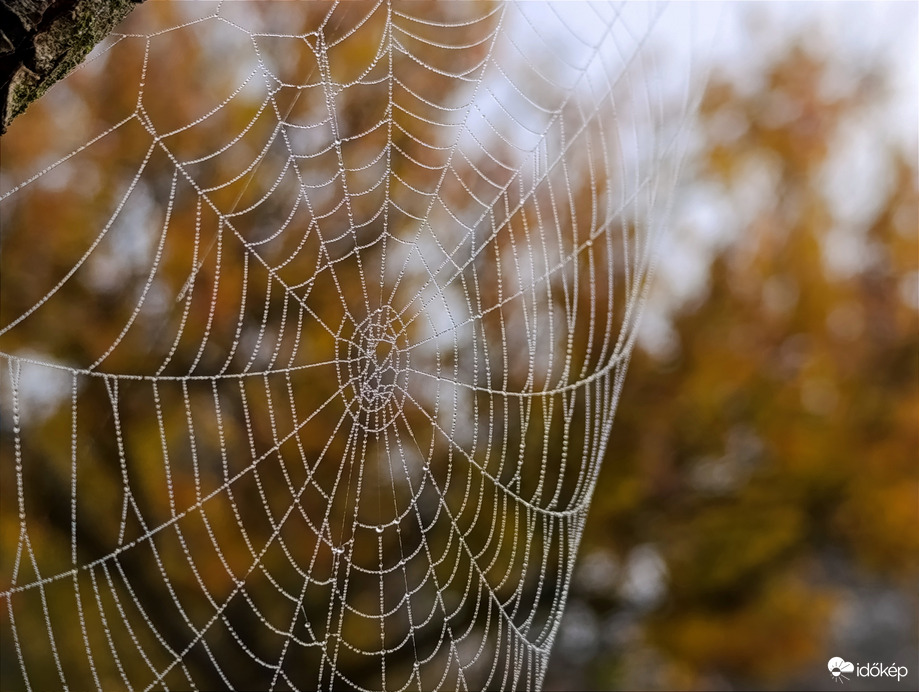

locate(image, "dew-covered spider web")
[[0, 2, 705, 689]]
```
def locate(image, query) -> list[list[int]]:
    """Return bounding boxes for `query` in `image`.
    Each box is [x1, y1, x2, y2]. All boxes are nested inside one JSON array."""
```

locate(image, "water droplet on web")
[[375, 525, 384, 534]]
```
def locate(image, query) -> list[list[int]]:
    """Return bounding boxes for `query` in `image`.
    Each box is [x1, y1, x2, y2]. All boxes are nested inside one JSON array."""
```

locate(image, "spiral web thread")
[[0, 2, 701, 690]]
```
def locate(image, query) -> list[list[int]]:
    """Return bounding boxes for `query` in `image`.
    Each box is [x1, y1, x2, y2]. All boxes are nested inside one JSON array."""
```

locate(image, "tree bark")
[[0, 0, 144, 134]]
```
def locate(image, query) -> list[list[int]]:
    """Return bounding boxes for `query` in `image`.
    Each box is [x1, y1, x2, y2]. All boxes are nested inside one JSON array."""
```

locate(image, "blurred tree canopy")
[[548, 28, 918, 692]]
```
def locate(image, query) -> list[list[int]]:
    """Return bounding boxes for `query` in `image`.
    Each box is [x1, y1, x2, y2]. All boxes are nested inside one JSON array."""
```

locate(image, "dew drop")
[[375, 525, 384, 534]]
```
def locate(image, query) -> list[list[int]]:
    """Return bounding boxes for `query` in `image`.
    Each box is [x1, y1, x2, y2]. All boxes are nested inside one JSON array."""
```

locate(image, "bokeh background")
[[546, 3, 918, 690], [1, 2, 916, 691]]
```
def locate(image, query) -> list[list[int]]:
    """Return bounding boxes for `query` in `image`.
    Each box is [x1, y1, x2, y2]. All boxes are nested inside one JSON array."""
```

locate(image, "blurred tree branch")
[[0, 0, 143, 134]]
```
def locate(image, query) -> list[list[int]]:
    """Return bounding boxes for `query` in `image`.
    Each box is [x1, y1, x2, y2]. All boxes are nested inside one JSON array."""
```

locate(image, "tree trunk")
[[0, 0, 143, 134]]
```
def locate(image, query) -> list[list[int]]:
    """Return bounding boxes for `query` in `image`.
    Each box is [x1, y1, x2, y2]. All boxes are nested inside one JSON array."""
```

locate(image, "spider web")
[[0, 2, 702, 689]]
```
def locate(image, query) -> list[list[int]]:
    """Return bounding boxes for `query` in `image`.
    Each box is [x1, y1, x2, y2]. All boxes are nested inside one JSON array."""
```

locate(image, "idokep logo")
[[828, 657, 909, 684]]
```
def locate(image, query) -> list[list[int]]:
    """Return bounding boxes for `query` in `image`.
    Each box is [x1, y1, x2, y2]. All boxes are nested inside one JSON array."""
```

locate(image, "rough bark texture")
[[0, 0, 144, 134]]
